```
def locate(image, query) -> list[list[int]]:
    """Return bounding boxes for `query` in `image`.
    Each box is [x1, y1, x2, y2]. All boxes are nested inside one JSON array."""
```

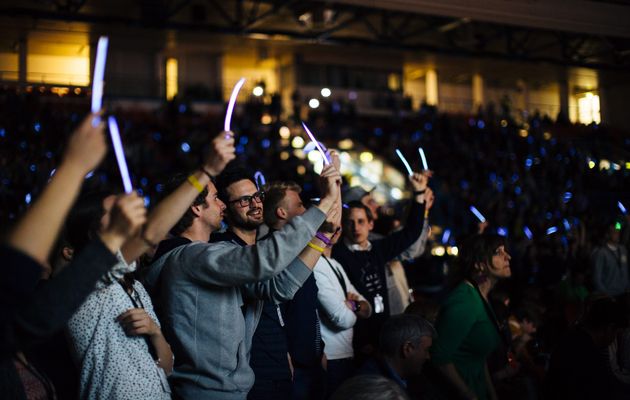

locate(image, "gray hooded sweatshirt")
[[144, 206, 326, 400]]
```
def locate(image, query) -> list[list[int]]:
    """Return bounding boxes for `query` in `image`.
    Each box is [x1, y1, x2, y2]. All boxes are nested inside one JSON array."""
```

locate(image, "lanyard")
[[323, 256, 347, 296], [117, 280, 157, 360]]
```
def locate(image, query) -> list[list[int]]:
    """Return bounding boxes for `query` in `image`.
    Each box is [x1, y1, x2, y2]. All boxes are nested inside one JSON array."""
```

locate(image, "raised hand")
[[116, 308, 161, 337], [203, 131, 236, 177], [317, 164, 342, 214], [409, 170, 433, 192], [63, 112, 107, 175], [100, 193, 147, 253], [425, 187, 435, 210]]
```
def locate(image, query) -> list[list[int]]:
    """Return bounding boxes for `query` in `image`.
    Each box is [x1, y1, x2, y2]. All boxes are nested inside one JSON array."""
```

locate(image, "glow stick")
[[469, 206, 486, 223], [418, 147, 428, 170], [301, 121, 330, 165], [224, 78, 246, 133], [523, 226, 533, 240], [254, 171, 267, 189], [107, 116, 133, 194], [91, 36, 109, 126], [546, 226, 558, 235], [395, 149, 413, 176], [618, 201, 627, 215]]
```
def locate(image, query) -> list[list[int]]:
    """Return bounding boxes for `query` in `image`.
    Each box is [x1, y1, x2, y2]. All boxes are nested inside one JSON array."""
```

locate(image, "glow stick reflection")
[[418, 147, 428, 170], [224, 78, 246, 133], [91, 36, 109, 126], [301, 122, 330, 165], [107, 116, 133, 194], [469, 206, 486, 223], [395, 149, 413, 176]]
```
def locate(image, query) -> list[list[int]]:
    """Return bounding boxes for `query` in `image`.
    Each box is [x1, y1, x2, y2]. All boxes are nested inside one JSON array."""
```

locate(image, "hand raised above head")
[[64, 112, 107, 174], [203, 131, 236, 177]]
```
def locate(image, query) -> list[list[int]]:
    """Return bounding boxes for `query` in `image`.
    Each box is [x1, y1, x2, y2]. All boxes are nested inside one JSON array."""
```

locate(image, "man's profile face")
[[225, 179, 264, 230], [280, 190, 306, 221]]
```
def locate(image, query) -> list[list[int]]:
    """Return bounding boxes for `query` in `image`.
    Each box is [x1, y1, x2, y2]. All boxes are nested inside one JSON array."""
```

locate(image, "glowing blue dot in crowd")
[[511, 174, 519, 183], [563, 219, 571, 231], [424, 122, 432, 131], [545, 212, 553, 220], [496, 180, 504, 193], [523, 226, 533, 240], [374, 128, 383, 136], [489, 172, 496, 182], [460, 180, 470, 190], [34, 123, 41, 133], [45, 151, 53, 159], [152, 132, 162, 141], [85, 171, 95, 179], [342, 203, 349, 209], [261, 138, 271, 149], [525, 158, 533, 169], [178, 104, 187, 113], [497, 227, 508, 237], [29, 164, 37, 172], [180, 142, 191, 153], [155, 184, 164, 193], [49, 169, 56, 178], [561, 236, 568, 247], [25, 193, 32, 204], [236, 145, 245, 154], [239, 136, 249, 145], [137, 189, 144, 196], [562, 192, 572, 203], [140, 177, 148, 187], [442, 229, 451, 244], [0, 128, 5, 137], [332, 102, 341, 113], [411, 131, 422, 142], [540, 147, 547, 157], [546, 226, 558, 235], [514, 186, 522, 195], [144, 196, 151, 207], [477, 120, 485, 129], [527, 136, 534, 144], [550, 138, 557, 146]]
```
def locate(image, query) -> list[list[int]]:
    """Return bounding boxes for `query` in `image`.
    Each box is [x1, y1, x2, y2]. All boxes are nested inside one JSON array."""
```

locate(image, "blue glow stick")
[[91, 36, 109, 126], [418, 147, 428, 170], [395, 149, 413, 176], [469, 206, 486, 223], [523, 226, 533, 240], [107, 116, 133, 194], [254, 171, 266, 189], [224, 78, 246, 133], [618, 201, 627, 215], [442, 229, 451, 244], [546, 226, 558, 235], [301, 122, 330, 165]]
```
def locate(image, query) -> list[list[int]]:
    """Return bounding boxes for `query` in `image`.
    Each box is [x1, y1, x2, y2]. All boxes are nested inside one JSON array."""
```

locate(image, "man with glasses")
[[146, 161, 341, 400]]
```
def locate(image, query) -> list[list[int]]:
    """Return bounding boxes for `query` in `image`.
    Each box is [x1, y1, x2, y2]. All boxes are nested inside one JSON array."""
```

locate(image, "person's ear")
[[402, 341, 414, 359], [191, 204, 203, 217], [62, 246, 74, 261], [276, 207, 287, 220]]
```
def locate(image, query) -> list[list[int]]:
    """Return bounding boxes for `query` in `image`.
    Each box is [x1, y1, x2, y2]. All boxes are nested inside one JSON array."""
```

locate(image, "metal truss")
[[1, 0, 629, 69]]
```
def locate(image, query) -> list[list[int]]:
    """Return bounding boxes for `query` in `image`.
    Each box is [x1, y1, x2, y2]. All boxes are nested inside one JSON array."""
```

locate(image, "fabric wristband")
[[200, 167, 214, 180], [413, 189, 426, 196]]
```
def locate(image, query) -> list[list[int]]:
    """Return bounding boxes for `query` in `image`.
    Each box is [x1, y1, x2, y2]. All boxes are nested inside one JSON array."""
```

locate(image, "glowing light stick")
[[91, 36, 109, 126], [469, 206, 486, 223], [254, 171, 267, 189], [618, 201, 627, 215], [418, 147, 428, 170], [546, 226, 558, 235], [395, 149, 413, 176], [224, 78, 246, 133], [107, 116, 133, 193], [523, 226, 533, 240], [301, 122, 330, 165]]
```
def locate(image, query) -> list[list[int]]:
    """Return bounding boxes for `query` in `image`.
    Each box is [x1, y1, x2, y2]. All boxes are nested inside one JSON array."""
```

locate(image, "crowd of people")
[[2, 85, 630, 400]]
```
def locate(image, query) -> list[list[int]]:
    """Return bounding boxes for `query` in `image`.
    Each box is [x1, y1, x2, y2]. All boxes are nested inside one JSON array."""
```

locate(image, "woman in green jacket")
[[431, 234, 512, 400]]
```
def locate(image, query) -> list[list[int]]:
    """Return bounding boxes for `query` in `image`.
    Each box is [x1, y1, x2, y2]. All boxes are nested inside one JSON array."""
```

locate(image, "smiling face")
[[224, 179, 264, 230]]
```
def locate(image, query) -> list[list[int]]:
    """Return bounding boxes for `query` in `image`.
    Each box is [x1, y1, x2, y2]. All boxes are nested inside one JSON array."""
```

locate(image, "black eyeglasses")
[[228, 191, 265, 208]]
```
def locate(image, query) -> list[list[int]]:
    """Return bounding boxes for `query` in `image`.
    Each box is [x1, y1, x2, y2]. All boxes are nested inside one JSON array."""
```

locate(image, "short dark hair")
[[451, 233, 506, 284], [330, 375, 409, 400], [379, 314, 436, 357], [343, 200, 374, 222], [215, 163, 256, 204], [263, 181, 302, 227], [167, 174, 209, 236]]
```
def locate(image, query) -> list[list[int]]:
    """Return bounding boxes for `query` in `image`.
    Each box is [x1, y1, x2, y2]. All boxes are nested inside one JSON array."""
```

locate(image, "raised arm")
[[7, 113, 106, 266], [121, 131, 235, 263]]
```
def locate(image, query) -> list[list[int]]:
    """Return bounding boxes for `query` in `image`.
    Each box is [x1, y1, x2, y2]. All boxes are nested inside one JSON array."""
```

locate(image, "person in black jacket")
[[332, 172, 429, 359]]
